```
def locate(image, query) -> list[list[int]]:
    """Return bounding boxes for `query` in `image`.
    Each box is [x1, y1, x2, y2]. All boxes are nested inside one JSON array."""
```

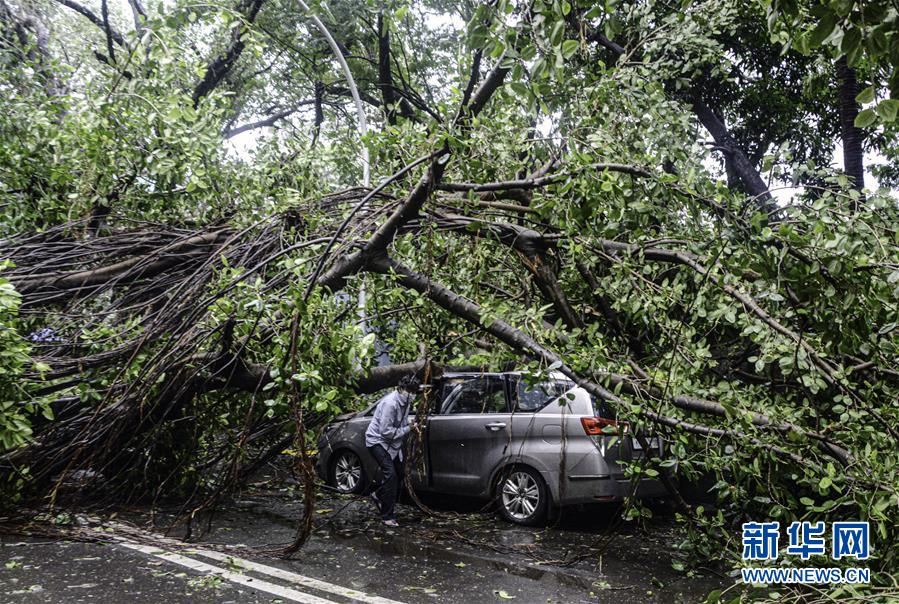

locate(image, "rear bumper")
[[550, 473, 668, 505]]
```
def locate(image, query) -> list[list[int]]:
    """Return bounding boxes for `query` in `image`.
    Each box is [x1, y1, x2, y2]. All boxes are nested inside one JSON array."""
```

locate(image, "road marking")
[[192, 548, 405, 604], [119, 542, 339, 604]]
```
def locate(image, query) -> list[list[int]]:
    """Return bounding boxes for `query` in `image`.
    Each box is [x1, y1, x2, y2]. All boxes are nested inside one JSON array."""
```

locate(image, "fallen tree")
[[0, 0, 897, 599]]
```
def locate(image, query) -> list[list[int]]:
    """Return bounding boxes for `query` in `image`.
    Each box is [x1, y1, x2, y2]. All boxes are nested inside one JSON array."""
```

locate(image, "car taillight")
[[581, 416, 626, 435]]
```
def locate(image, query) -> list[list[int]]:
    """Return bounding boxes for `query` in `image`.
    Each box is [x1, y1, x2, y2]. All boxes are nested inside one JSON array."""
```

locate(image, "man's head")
[[397, 375, 420, 395]]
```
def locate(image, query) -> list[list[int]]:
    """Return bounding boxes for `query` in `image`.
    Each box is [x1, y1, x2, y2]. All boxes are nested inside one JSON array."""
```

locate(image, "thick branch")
[[100, 0, 115, 64], [191, 0, 265, 106], [691, 98, 775, 207], [377, 12, 397, 125], [314, 56, 510, 293], [367, 255, 855, 467], [13, 229, 231, 301], [223, 103, 316, 138], [464, 59, 510, 120], [52, 0, 125, 46], [438, 163, 652, 192]]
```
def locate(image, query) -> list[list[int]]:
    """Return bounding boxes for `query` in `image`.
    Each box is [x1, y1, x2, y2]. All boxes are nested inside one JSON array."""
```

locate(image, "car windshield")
[[515, 379, 573, 412]]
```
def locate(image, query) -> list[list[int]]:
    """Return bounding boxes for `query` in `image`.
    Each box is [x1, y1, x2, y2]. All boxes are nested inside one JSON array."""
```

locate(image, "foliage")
[[764, 0, 899, 128], [0, 0, 897, 600], [0, 261, 55, 502], [0, 263, 36, 452]]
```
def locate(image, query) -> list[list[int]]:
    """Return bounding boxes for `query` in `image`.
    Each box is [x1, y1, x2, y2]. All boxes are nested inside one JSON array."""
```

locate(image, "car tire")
[[329, 449, 366, 494], [496, 466, 550, 526]]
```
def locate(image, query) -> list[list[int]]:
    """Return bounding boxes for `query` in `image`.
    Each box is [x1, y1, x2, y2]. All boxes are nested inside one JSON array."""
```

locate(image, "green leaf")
[[808, 14, 837, 47], [841, 27, 861, 55], [530, 57, 547, 80], [495, 590, 516, 600], [561, 40, 580, 59], [855, 86, 875, 104], [550, 20, 565, 47], [508, 82, 529, 98], [854, 108, 877, 128], [875, 99, 899, 122]]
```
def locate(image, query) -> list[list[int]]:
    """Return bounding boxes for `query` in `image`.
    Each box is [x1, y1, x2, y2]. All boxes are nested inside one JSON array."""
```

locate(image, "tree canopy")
[[1, 0, 897, 600]]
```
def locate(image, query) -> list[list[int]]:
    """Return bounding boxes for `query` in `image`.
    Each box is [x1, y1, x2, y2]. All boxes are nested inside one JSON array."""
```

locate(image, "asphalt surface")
[[1, 487, 730, 603]]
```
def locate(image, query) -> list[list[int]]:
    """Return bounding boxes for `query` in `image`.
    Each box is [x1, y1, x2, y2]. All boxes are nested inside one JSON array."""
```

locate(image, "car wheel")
[[496, 466, 549, 526], [330, 450, 365, 494]]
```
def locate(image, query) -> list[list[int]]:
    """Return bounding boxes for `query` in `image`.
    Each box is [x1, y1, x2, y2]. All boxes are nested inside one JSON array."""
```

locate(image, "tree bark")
[[377, 12, 397, 125], [52, 0, 125, 46], [836, 56, 865, 191], [191, 0, 265, 106], [691, 97, 776, 213], [12, 230, 231, 301]]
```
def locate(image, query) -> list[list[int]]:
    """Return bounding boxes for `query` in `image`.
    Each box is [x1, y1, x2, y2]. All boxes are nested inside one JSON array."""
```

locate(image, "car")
[[314, 371, 667, 525]]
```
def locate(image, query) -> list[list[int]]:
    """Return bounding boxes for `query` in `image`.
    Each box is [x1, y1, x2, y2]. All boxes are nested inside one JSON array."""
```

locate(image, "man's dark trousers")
[[368, 444, 403, 521]]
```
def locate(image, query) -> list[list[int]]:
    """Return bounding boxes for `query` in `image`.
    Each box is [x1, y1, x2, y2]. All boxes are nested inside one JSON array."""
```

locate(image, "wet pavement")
[[1, 486, 731, 603]]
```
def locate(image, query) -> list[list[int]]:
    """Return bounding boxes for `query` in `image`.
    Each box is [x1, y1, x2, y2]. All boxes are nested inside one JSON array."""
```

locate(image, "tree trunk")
[[377, 12, 397, 125], [836, 56, 865, 192]]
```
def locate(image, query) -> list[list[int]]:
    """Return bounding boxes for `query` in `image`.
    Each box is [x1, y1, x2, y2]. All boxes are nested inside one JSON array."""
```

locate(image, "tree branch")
[[52, 0, 125, 47], [12, 229, 231, 302], [367, 254, 855, 468], [690, 96, 776, 213], [191, 0, 266, 106], [438, 162, 652, 193], [223, 103, 317, 138], [377, 12, 397, 125]]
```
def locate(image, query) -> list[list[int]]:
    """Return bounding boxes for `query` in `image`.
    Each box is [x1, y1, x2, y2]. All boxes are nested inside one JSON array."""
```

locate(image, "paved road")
[[1, 491, 729, 603]]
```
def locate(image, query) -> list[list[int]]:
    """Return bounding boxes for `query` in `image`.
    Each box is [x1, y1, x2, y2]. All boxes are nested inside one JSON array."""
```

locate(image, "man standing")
[[365, 375, 419, 526]]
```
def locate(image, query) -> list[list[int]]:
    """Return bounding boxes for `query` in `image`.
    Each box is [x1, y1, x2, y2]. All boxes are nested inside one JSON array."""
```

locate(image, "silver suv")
[[315, 372, 666, 525]]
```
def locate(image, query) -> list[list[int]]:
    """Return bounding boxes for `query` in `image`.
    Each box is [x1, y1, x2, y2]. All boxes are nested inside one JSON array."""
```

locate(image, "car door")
[[427, 375, 511, 496]]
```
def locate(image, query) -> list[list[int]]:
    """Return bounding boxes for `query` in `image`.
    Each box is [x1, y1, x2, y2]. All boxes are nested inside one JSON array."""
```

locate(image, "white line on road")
[[193, 548, 405, 604], [119, 541, 339, 604]]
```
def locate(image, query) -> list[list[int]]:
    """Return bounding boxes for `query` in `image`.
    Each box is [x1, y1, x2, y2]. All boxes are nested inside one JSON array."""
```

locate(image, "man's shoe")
[[370, 491, 381, 509], [382, 519, 399, 527]]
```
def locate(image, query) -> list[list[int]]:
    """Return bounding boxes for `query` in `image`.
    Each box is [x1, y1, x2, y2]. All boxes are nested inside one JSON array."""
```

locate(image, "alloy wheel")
[[334, 451, 362, 493], [501, 471, 541, 521]]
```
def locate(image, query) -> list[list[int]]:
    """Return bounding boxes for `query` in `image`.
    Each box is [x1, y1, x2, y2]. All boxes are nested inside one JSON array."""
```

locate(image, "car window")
[[514, 379, 573, 412], [439, 377, 507, 414]]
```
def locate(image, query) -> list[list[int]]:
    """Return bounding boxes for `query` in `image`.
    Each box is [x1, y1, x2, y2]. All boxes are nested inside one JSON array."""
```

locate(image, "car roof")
[[439, 371, 572, 381]]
